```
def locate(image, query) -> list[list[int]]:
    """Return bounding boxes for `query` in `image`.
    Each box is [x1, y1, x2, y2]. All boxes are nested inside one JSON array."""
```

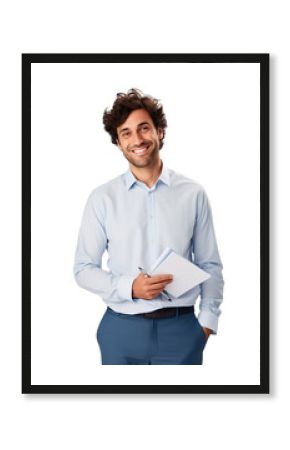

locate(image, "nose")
[[131, 130, 144, 148]]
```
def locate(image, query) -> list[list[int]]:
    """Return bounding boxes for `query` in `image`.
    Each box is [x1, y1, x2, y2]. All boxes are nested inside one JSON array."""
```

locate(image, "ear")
[[157, 128, 164, 140]]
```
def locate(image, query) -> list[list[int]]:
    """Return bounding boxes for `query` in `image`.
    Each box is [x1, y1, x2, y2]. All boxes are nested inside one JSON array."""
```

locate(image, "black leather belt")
[[141, 306, 194, 320]]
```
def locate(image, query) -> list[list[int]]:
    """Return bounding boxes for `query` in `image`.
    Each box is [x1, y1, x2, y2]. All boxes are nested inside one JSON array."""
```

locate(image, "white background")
[[31, 62, 260, 385], [0, 0, 286, 449]]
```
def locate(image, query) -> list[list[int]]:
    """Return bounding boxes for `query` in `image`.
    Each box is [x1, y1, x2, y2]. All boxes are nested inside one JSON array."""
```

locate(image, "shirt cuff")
[[117, 275, 135, 301], [198, 310, 219, 335]]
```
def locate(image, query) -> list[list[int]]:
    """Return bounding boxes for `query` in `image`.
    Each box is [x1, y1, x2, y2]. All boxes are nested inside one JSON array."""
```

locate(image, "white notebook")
[[148, 247, 211, 298]]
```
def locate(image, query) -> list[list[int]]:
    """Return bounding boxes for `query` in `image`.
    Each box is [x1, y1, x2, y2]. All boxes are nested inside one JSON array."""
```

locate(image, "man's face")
[[116, 109, 163, 169]]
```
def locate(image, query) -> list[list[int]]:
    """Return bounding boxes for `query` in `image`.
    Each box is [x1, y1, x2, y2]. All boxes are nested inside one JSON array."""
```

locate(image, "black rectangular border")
[[22, 53, 269, 394]]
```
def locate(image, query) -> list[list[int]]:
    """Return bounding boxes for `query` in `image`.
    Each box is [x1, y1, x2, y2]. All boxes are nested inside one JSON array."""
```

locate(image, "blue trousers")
[[96, 307, 208, 365]]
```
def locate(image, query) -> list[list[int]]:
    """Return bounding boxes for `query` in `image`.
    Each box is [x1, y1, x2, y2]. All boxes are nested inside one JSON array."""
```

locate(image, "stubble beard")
[[125, 142, 160, 169]]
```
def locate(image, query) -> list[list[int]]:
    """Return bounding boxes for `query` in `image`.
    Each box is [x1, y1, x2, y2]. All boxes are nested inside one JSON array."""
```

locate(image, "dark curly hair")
[[103, 88, 167, 149]]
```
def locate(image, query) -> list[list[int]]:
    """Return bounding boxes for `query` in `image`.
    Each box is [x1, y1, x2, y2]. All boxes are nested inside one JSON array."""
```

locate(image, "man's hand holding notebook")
[[148, 247, 211, 299]]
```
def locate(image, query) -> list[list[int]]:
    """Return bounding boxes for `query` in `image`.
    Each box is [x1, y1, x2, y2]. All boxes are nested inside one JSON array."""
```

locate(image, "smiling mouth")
[[132, 145, 150, 156]]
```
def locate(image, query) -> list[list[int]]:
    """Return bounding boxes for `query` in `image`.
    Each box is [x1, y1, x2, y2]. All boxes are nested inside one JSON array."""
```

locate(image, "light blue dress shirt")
[[73, 161, 224, 334]]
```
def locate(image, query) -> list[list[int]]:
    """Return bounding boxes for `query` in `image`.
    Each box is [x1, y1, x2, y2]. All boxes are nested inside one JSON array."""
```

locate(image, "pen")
[[138, 266, 172, 302]]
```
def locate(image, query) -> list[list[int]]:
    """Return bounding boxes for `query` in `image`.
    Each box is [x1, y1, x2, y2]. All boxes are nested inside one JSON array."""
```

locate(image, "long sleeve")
[[73, 191, 135, 304], [192, 189, 224, 334]]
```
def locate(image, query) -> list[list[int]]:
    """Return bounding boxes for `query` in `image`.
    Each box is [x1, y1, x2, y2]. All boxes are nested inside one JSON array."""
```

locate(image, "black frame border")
[[22, 53, 269, 394]]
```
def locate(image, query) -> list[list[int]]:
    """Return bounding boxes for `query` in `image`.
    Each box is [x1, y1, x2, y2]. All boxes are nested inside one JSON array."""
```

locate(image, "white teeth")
[[133, 146, 148, 155]]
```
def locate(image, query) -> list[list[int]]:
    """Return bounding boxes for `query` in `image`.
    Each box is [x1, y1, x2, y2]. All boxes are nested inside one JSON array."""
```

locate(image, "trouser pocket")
[[194, 316, 208, 348]]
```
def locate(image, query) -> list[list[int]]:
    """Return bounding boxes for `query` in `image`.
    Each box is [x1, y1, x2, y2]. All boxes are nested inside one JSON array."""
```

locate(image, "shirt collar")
[[124, 161, 171, 190]]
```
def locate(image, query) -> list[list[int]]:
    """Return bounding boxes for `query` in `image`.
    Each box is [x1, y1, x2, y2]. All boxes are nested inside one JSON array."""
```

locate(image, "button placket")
[[149, 190, 155, 253]]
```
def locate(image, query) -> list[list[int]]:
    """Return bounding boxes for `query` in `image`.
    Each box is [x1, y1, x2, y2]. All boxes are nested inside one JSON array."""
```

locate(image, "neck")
[[129, 159, 163, 188]]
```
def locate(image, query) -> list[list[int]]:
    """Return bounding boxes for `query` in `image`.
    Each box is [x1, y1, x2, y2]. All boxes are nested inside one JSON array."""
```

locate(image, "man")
[[73, 88, 224, 365]]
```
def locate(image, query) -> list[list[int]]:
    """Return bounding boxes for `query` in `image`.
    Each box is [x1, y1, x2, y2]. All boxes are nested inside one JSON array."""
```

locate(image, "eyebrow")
[[119, 121, 150, 134]]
